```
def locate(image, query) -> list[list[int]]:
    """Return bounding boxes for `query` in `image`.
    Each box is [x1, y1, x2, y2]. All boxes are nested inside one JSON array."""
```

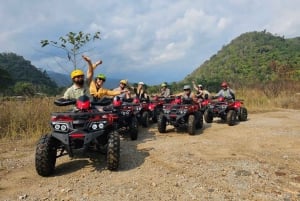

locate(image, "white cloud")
[[217, 17, 231, 30]]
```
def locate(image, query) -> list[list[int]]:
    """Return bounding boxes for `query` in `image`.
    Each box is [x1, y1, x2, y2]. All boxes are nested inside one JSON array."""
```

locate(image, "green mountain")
[[46, 71, 72, 87], [0, 53, 59, 96], [183, 31, 300, 92]]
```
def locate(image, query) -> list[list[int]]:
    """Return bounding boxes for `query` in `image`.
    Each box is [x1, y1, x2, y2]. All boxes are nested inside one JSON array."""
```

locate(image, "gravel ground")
[[0, 109, 300, 201]]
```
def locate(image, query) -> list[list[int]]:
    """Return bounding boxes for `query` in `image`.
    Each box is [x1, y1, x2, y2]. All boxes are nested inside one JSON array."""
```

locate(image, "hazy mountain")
[[0, 53, 58, 95], [46, 71, 71, 87]]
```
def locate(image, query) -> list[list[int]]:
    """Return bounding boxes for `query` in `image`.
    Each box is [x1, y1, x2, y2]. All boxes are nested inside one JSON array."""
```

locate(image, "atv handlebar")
[[54, 98, 76, 106]]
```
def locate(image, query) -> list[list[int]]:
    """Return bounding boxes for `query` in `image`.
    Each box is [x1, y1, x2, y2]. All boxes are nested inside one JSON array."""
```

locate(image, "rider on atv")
[[192, 80, 210, 101], [176, 85, 198, 103], [90, 74, 129, 101], [113, 79, 131, 100], [213, 82, 235, 101], [63, 55, 100, 100], [132, 82, 150, 102], [160, 82, 171, 98]]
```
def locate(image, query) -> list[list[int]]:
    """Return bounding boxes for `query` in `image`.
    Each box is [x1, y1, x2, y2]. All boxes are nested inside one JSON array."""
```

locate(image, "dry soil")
[[0, 109, 300, 201]]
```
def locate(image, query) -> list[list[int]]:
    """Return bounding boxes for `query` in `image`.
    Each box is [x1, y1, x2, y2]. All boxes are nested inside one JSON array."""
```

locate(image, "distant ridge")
[[46, 71, 71, 87]]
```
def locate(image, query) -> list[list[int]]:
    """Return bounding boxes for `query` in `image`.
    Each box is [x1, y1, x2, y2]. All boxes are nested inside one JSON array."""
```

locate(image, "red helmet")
[[221, 82, 228, 87]]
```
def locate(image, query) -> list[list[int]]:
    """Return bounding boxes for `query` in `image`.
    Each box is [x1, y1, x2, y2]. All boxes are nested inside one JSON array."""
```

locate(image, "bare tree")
[[41, 31, 100, 69]]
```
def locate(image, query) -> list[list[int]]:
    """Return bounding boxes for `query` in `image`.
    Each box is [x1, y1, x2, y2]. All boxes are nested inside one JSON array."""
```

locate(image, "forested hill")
[[183, 31, 300, 92], [0, 53, 59, 96]]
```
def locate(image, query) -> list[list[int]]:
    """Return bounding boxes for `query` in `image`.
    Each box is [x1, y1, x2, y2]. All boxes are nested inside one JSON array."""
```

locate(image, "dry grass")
[[0, 97, 63, 141], [0, 86, 299, 141], [236, 88, 300, 112]]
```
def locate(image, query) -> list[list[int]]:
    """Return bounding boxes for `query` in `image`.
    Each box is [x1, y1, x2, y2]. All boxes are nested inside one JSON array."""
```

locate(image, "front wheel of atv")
[[204, 109, 213, 123], [188, 115, 196, 135], [35, 134, 58, 177], [141, 111, 149, 127], [157, 113, 167, 133], [238, 107, 248, 121], [195, 111, 203, 129], [226, 110, 237, 126], [130, 116, 138, 140], [107, 131, 120, 170], [152, 109, 159, 123]]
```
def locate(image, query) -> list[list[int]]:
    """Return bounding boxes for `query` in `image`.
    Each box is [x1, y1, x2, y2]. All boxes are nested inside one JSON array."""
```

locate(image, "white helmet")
[[183, 85, 191, 90]]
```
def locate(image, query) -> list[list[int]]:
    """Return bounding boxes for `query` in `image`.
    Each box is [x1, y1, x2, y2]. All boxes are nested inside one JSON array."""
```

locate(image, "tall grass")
[[236, 89, 300, 112], [0, 84, 299, 141], [0, 97, 63, 141]]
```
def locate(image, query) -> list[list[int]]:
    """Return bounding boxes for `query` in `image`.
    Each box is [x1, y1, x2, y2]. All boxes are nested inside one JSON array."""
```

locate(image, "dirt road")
[[1, 109, 300, 201]]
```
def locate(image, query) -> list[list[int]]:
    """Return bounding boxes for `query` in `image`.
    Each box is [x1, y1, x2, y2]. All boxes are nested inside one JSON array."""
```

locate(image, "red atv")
[[110, 97, 139, 140], [133, 97, 151, 127], [203, 96, 248, 126], [35, 95, 120, 177], [148, 95, 166, 123], [157, 96, 203, 135]]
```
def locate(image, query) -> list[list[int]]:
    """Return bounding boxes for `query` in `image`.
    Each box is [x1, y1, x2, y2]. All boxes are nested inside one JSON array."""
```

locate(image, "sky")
[[1, 0, 300, 85]]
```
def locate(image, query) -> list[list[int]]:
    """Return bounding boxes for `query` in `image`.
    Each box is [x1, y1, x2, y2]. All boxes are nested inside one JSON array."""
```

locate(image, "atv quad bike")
[[204, 96, 248, 126], [157, 96, 203, 135], [35, 95, 120, 177], [133, 97, 151, 128], [148, 95, 166, 123], [109, 97, 139, 140]]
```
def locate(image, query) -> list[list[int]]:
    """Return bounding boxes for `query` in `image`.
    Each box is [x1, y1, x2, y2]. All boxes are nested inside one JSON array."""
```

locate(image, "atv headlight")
[[89, 121, 106, 131], [98, 123, 104, 129], [54, 124, 60, 130], [91, 123, 98, 130], [179, 109, 188, 114], [60, 124, 67, 131], [163, 109, 170, 114], [52, 122, 70, 133], [121, 110, 131, 116]]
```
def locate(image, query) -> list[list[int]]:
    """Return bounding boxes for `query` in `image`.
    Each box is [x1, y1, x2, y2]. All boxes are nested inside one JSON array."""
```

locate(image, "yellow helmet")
[[120, 79, 128, 85], [70, 69, 84, 79]]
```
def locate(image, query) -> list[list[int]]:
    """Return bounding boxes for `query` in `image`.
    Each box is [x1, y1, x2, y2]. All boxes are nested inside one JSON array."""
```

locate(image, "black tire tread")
[[141, 111, 149, 127], [157, 113, 167, 133], [107, 131, 120, 170], [204, 109, 213, 123], [188, 115, 196, 135], [238, 107, 248, 121], [130, 117, 138, 140], [35, 134, 58, 177], [227, 110, 236, 126], [196, 111, 203, 129]]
